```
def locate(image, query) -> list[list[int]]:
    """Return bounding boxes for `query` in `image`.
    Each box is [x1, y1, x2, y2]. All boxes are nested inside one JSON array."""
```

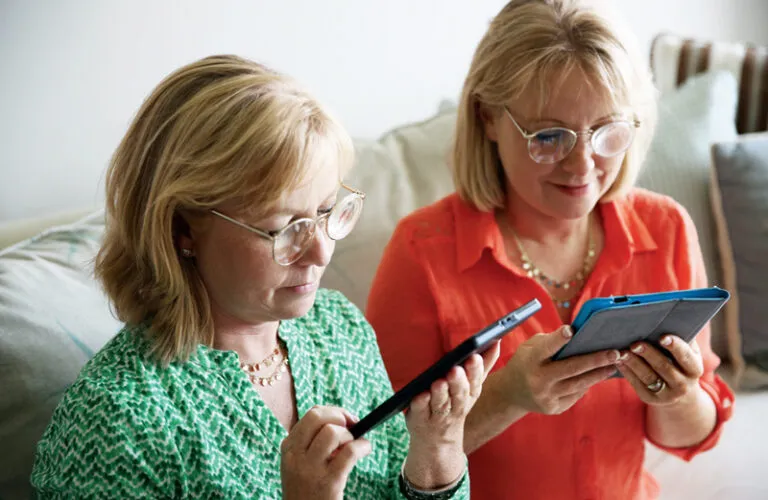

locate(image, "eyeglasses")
[[503, 107, 640, 165], [210, 183, 365, 266]]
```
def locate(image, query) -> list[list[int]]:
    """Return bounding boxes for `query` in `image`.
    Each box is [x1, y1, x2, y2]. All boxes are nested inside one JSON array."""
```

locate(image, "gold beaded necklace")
[[508, 219, 596, 309], [240, 341, 289, 387]]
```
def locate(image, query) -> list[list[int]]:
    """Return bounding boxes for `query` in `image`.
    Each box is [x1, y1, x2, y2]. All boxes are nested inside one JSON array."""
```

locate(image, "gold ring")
[[646, 378, 665, 393], [431, 406, 452, 416]]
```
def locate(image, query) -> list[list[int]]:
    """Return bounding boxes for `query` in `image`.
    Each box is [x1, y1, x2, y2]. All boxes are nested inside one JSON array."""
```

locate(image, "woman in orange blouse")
[[366, 1, 734, 498]]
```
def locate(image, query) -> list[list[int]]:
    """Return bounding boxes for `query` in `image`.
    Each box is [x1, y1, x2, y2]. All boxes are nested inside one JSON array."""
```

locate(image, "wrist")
[[402, 455, 467, 494], [404, 445, 465, 490]]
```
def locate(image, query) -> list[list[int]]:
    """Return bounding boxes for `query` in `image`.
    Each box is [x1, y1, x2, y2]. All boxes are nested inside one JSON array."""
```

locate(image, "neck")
[[501, 192, 593, 246], [211, 308, 281, 364]]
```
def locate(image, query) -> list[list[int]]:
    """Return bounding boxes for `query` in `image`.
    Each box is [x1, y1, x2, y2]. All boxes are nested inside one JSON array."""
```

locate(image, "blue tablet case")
[[551, 287, 730, 362]]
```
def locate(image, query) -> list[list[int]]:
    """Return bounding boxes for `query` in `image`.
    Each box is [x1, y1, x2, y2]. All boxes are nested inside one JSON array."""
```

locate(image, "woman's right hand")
[[281, 405, 371, 500], [500, 325, 621, 414]]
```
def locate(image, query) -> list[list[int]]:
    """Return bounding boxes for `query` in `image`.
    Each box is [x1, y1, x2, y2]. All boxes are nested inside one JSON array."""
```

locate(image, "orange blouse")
[[366, 188, 734, 500]]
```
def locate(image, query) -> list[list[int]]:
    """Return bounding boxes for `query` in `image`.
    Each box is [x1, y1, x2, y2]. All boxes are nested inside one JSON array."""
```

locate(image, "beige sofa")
[[1, 34, 767, 499]]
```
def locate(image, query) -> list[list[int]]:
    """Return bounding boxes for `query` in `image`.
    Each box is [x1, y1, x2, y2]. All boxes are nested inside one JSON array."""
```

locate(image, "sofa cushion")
[[710, 132, 768, 389], [0, 211, 122, 500]]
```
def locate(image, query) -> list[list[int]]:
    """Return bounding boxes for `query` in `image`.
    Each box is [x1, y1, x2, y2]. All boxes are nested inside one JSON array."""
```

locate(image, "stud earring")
[[181, 248, 194, 258]]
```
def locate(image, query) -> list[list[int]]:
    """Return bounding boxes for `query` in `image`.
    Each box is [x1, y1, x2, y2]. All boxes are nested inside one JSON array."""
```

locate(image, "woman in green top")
[[30, 55, 498, 499]]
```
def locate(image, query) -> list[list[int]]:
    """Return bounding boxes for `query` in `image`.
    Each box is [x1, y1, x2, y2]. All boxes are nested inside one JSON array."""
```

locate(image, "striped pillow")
[[651, 33, 768, 134]]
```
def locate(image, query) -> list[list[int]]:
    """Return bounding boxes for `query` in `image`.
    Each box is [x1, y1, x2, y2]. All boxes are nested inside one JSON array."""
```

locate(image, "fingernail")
[[631, 344, 644, 354], [619, 352, 629, 362], [661, 336, 673, 346], [562, 326, 573, 339], [608, 350, 620, 362]]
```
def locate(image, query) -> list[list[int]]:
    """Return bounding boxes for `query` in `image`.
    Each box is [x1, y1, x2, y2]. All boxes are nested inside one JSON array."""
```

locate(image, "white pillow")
[[636, 71, 738, 355], [0, 211, 122, 500], [323, 108, 457, 310]]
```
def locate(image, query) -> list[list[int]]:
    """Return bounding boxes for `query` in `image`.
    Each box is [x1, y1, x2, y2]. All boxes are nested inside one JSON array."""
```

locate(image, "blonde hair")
[[95, 55, 354, 364], [453, 0, 657, 211]]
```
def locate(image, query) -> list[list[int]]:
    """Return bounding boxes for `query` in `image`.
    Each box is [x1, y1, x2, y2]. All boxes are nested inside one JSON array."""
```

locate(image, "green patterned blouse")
[[31, 289, 468, 499]]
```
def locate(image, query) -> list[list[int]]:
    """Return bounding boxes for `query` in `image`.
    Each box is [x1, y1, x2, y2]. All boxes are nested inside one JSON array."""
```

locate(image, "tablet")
[[551, 287, 730, 362], [350, 299, 542, 439]]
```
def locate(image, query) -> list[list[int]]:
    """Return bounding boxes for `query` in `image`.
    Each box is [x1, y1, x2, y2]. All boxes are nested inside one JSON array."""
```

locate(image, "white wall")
[[2, 0, 767, 223]]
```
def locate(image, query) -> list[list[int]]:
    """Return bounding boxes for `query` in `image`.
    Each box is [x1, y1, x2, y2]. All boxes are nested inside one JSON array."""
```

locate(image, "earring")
[[181, 248, 194, 258]]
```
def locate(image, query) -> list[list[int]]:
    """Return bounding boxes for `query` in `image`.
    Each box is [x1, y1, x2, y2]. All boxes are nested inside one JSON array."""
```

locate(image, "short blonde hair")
[[453, 0, 657, 211], [95, 55, 354, 364]]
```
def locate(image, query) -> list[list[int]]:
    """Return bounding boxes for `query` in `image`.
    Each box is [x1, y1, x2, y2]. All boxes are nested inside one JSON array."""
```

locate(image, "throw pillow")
[[322, 107, 457, 311], [710, 132, 768, 390], [0, 211, 122, 500]]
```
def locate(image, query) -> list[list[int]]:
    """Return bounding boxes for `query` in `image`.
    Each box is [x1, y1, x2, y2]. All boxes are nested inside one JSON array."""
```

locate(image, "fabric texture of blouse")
[[366, 188, 734, 500], [31, 289, 469, 499]]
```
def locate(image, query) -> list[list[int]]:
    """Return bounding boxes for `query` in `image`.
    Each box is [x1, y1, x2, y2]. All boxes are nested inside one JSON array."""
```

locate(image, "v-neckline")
[[229, 319, 316, 451]]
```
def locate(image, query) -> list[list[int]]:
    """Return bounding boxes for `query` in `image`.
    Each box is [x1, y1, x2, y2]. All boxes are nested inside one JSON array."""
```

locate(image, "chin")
[[276, 290, 318, 319]]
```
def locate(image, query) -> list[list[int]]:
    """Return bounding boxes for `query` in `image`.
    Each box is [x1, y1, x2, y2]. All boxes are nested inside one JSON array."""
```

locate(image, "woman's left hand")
[[616, 334, 704, 406], [402, 342, 500, 489]]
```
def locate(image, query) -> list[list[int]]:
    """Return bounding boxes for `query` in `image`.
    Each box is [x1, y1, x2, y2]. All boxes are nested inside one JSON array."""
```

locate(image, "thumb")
[[538, 325, 573, 358]]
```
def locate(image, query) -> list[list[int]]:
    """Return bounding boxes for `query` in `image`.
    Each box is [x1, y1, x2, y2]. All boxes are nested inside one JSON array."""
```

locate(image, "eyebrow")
[[268, 188, 340, 218], [524, 113, 625, 129]]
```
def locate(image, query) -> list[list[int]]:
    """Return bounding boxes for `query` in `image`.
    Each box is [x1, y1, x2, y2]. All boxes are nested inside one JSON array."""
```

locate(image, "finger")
[[629, 343, 688, 388], [616, 363, 658, 398], [555, 391, 586, 414], [546, 348, 621, 381], [408, 391, 431, 416], [307, 422, 355, 461], [479, 342, 501, 379], [446, 365, 471, 411], [328, 438, 372, 481], [556, 365, 617, 396], [463, 354, 486, 399], [619, 351, 662, 388], [429, 377, 453, 415], [658, 335, 704, 378], [537, 325, 575, 358], [287, 406, 351, 453]]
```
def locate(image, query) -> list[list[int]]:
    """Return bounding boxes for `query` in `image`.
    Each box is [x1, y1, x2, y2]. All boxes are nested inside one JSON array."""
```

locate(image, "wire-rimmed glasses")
[[210, 183, 365, 266], [504, 106, 640, 164]]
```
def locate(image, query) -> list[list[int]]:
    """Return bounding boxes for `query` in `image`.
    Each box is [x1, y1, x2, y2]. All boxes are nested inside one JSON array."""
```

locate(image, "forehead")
[[513, 67, 625, 122]]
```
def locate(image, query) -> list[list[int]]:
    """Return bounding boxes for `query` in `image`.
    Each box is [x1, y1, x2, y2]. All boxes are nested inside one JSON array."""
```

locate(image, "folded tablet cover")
[[552, 287, 729, 361]]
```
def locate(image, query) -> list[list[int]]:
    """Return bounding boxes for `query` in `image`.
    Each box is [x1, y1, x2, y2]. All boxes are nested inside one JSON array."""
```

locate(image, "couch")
[[1, 34, 767, 499]]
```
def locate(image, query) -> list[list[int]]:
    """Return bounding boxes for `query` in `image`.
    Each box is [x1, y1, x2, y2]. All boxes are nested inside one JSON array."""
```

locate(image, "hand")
[[616, 334, 704, 406], [500, 325, 621, 415], [404, 342, 500, 489], [281, 406, 371, 500]]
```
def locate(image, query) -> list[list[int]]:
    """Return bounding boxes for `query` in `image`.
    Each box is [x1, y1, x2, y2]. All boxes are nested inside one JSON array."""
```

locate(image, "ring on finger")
[[646, 378, 666, 393], [431, 405, 452, 416]]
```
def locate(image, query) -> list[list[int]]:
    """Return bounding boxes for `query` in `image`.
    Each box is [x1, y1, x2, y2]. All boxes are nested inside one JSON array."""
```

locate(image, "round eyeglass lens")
[[327, 195, 363, 240]]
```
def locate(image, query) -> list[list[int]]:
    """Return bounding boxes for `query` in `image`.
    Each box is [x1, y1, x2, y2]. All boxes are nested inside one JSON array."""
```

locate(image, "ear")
[[173, 212, 196, 256], [478, 104, 501, 142]]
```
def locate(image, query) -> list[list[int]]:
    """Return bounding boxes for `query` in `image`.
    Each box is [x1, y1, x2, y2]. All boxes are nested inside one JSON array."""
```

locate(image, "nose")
[[561, 134, 595, 176], [297, 223, 334, 268]]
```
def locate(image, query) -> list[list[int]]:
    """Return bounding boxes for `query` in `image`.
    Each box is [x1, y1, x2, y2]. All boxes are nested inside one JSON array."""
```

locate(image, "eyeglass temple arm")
[[340, 181, 366, 199], [209, 209, 274, 240]]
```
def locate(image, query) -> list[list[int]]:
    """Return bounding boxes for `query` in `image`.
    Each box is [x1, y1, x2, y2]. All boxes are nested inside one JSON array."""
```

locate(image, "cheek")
[[597, 156, 625, 184], [498, 139, 537, 180]]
